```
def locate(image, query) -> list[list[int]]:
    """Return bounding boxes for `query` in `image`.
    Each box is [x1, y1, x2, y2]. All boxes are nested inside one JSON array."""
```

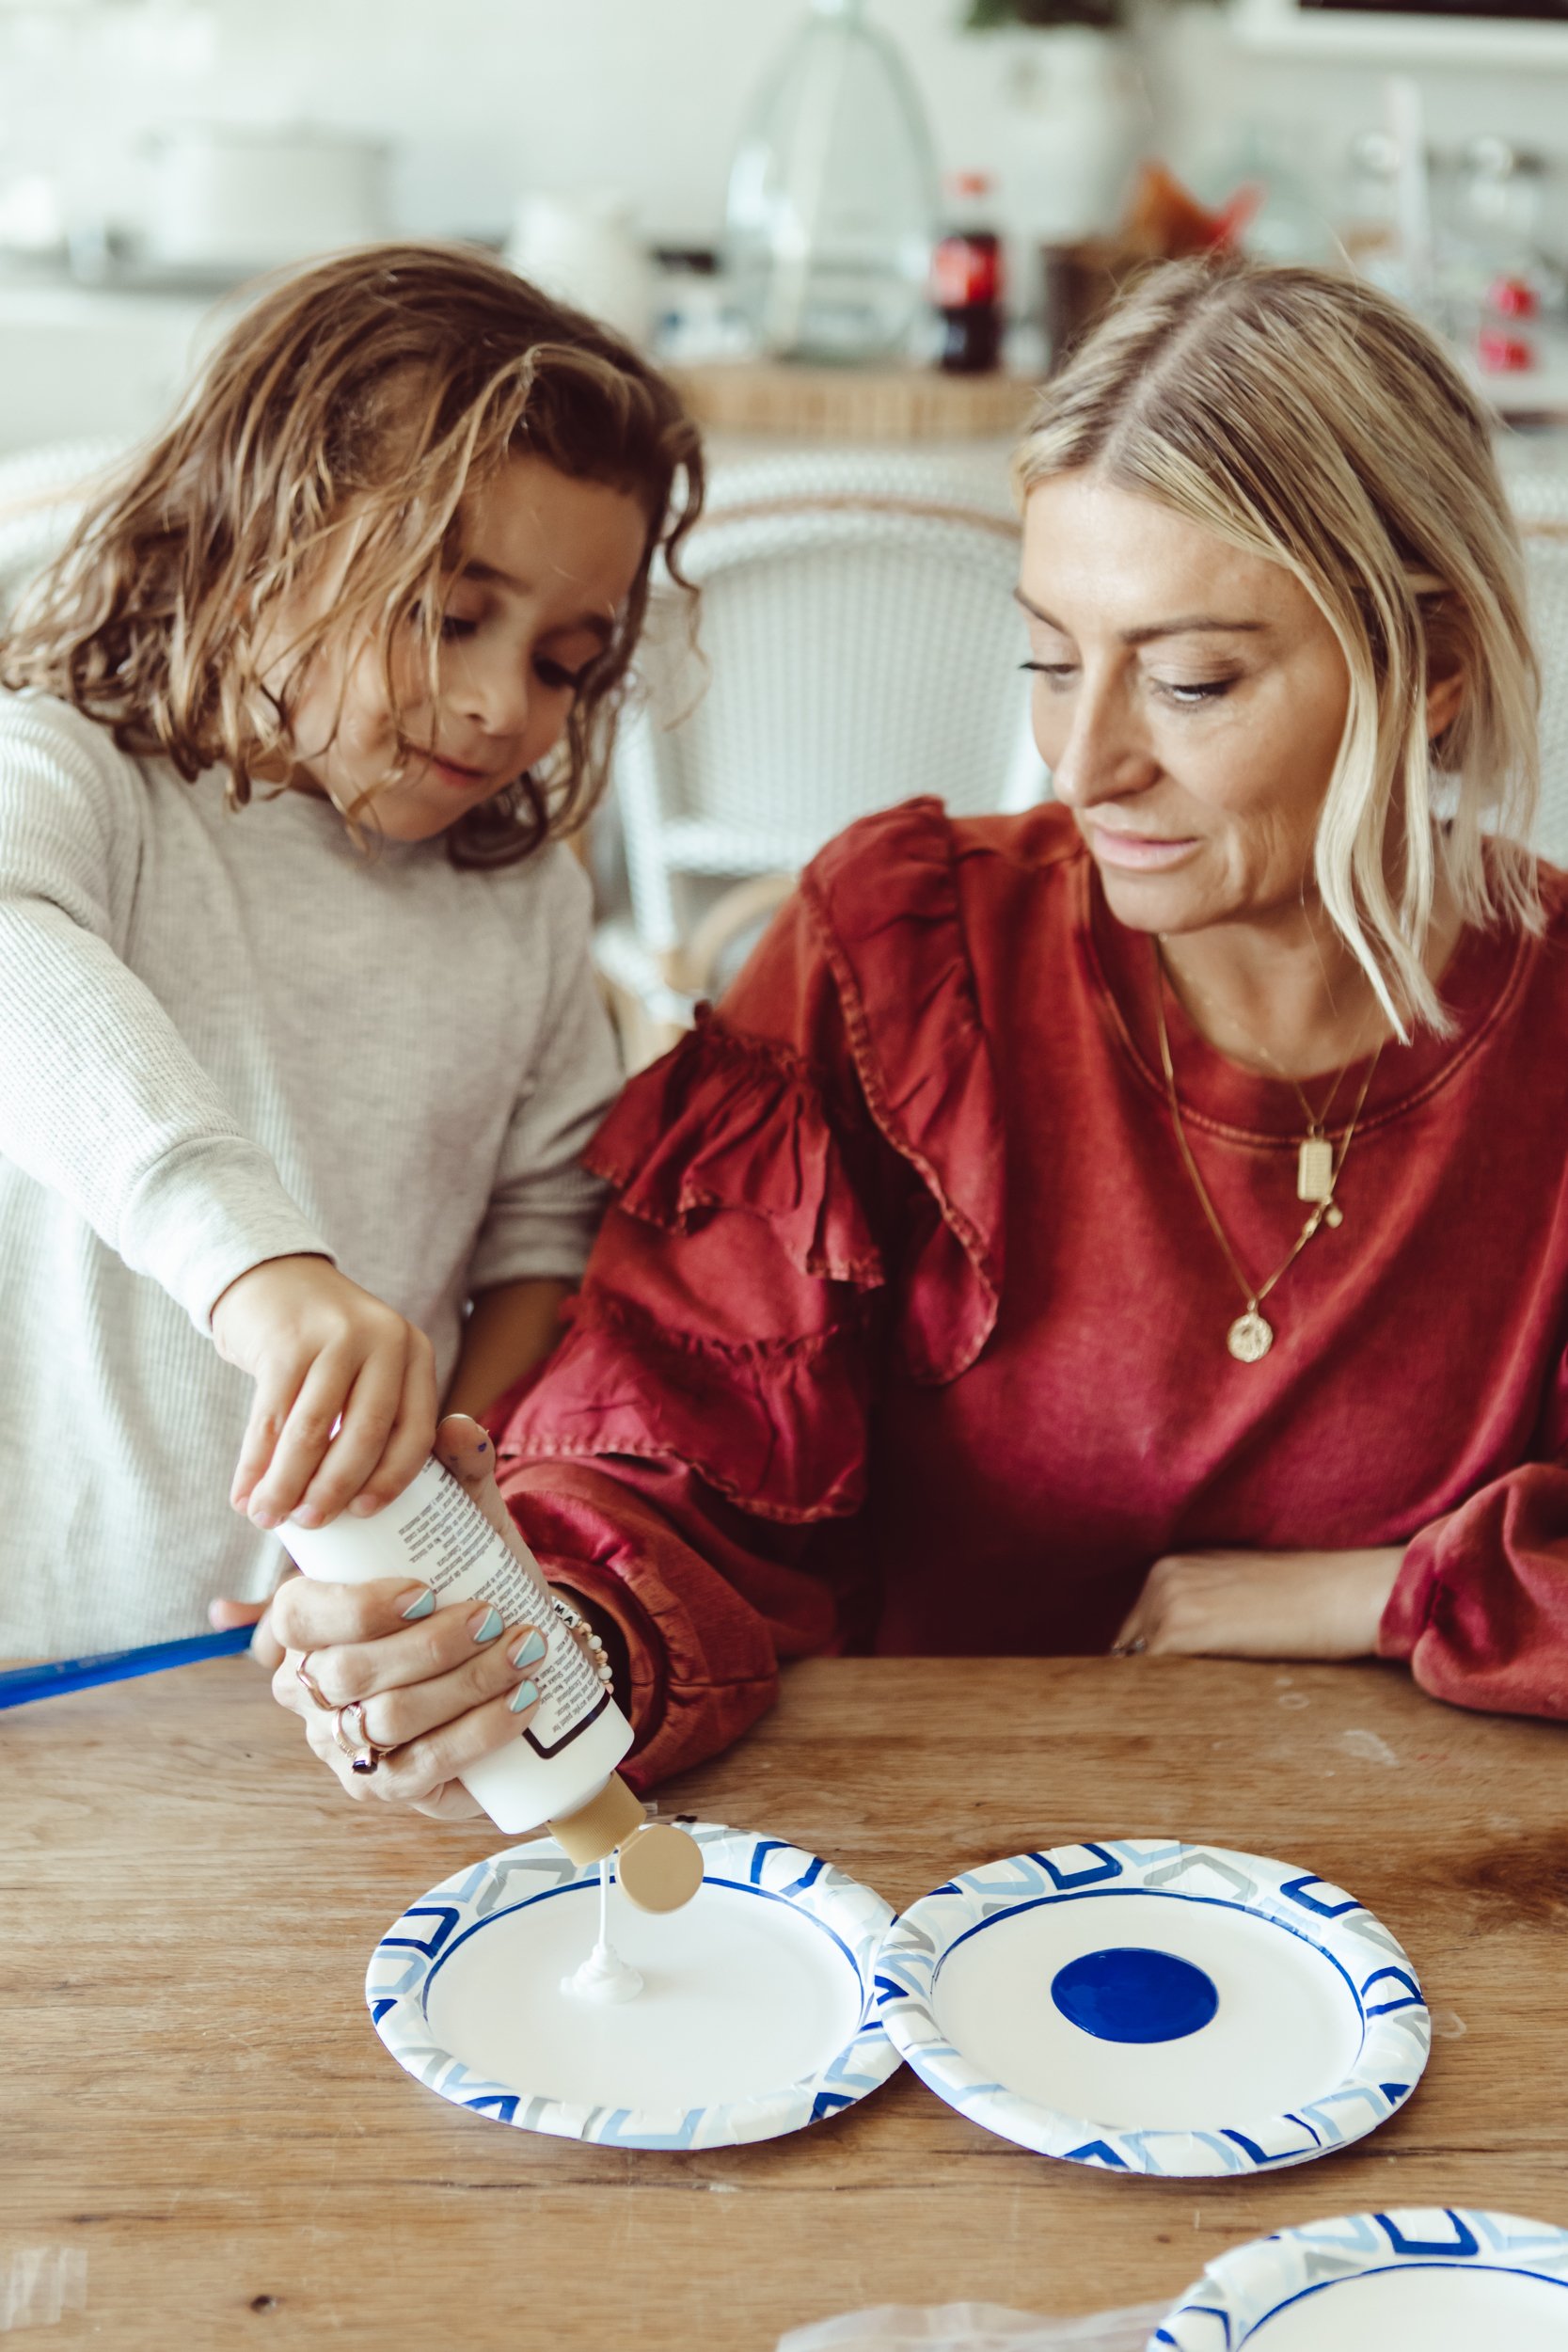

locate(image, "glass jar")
[[723, 0, 939, 364]]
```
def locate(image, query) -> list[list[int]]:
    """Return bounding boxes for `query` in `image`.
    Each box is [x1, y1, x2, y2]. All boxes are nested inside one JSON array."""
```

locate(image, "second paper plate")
[[874, 1838, 1430, 2177]]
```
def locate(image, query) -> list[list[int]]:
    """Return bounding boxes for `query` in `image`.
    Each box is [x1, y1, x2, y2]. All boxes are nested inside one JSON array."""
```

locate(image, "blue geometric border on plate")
[[1150, 2207, 1568, 2346], [873, 1839, 1431, 2179], [365, 1820, 902, 2151]]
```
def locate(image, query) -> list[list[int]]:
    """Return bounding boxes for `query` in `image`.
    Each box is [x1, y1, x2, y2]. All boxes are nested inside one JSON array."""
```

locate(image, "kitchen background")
[[3, 0, 1568, 251], [3, 0, 1566, 1055], [3, 0, 1568, 443]]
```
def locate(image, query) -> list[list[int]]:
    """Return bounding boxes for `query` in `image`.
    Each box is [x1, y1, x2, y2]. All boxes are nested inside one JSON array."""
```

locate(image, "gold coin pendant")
[[1227, 1309, 1275, 1363]]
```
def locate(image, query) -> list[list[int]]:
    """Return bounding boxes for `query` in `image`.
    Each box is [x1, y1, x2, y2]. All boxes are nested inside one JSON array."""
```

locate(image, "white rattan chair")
[[593, 449, 1045, 1062]]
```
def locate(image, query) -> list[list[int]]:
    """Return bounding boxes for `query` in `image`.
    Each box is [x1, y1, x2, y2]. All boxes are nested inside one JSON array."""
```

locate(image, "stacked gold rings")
[[297, 1655, 388, 1774]]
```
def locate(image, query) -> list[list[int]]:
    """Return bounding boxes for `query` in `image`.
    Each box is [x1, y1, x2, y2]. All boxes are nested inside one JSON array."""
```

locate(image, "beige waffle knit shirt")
[[0, 691, 618, 1652]]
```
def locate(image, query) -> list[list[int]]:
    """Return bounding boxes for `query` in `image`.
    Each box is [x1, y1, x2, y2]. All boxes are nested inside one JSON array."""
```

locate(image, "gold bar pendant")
[[1297, 1136, 1335, 1202]]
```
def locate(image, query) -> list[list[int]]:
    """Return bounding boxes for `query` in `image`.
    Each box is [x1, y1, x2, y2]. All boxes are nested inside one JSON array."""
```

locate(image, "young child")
[[0, 242, 703, 1659]]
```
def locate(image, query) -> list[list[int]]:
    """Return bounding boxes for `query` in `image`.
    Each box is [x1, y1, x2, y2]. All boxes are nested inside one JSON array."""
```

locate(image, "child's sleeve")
[[0, 698, 333, 1327], [465, 850, 621, 1293]]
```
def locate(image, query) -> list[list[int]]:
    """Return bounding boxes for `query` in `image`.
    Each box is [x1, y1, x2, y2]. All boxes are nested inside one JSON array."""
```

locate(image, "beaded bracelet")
[[548, 1591, 614, 1692]]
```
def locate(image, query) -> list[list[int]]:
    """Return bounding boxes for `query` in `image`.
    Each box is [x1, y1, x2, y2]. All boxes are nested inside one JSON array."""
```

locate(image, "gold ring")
[[333, 1700, 386, 1775], [295, 1654, 333, 1710]]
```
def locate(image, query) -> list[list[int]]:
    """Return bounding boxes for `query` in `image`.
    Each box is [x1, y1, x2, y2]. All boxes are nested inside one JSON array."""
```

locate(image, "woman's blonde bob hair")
[[0, 242, 705, 866], [1014, 258, 1541, 1034]]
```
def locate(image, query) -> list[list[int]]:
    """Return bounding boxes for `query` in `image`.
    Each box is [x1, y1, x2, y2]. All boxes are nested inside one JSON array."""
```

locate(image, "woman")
[[265, 259, 1567, 1815]]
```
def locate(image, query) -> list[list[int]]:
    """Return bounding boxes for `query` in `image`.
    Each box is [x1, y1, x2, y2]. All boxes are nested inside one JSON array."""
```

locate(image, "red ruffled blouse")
[[494, 800, 1568, 1788]]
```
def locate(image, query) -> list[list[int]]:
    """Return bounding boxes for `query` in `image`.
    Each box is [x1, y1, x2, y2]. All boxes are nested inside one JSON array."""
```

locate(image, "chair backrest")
[[615, 449, 1043, 955]]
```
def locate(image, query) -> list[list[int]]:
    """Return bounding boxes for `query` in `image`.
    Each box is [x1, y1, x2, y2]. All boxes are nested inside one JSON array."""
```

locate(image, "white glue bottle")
[[279, 1457, 702, 1913]]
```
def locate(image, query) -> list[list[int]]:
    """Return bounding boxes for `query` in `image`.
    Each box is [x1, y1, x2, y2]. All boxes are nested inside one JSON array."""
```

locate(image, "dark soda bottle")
[[931, 170, 1004, 374]]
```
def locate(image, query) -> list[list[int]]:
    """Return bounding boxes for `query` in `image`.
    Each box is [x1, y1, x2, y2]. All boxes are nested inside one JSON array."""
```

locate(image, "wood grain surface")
[[4, 1655, 1565, 2349], [666, 361, 1037, 443]]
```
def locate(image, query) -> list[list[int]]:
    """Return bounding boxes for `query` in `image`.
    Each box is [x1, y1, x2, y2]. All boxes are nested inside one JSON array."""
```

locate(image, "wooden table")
[[6, 1657, 1566, 2347]]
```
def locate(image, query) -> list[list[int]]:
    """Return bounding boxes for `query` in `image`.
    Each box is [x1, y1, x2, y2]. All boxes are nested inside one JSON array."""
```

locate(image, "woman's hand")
[[211, 1253, 437, 1533], [249, 1414, 606, 1820], [1112, 1546, 1405, 1661]]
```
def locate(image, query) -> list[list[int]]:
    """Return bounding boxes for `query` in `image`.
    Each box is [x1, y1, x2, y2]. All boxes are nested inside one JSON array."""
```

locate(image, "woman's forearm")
[[500, 1454, 835, 1788], [1114, 1546, 1406, 1660]]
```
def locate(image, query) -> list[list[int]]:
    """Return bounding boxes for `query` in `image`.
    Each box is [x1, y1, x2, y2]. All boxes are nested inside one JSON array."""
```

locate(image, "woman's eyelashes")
[[1153, 675, 1238, 707], [1020, 660, 1239, 707]]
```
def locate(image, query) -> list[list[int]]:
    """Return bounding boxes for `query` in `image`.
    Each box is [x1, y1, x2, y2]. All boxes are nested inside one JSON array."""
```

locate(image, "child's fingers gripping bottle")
[[279, 1458, 702, 1915]]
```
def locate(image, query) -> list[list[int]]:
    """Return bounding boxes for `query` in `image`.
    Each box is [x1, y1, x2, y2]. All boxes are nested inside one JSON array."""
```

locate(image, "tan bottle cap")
[[615, 1820, 705, 1915], [547, 1772, 645, 1866]]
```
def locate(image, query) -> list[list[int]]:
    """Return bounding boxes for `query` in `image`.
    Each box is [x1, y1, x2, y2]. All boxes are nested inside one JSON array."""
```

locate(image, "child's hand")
[[212, 1254, 437, 1533]]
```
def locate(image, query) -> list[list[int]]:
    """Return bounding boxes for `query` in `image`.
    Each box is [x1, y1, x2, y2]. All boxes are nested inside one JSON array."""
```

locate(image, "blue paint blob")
[[1051, 1947, 1219, 2044]]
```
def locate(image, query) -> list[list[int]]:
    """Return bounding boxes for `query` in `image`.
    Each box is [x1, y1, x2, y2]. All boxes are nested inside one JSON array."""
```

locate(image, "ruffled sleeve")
[[502, 999, 885, 1524], [804, 797, 1003, 1382], [494, 796, 1006, 1785], [591, 1006, 885, 1287]]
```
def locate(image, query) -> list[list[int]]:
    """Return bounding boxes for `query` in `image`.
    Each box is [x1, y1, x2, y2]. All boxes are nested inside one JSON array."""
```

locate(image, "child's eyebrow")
[[461, 558, 614, 639]]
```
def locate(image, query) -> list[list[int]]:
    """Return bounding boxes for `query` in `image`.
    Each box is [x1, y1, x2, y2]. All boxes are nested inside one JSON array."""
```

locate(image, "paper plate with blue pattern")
[[875, 1839, 1430, 2178], [1151, 2208, 1568, 2346], [366, 1820, 901, 2150]]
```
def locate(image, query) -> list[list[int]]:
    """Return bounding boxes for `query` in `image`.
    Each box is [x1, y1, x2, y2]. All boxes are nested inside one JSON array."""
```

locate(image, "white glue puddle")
[[424, 1876, 863, 2110], [933, 1890, 1364, 2131], [1247, 2265, 1568, 2347], [561, 1858, 643, 2005]]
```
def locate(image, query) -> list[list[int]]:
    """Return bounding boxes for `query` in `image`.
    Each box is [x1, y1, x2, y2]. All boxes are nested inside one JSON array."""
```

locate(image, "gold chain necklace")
[[1155, 936, 1384, 1212], [1151, 939, 1383, 1363]]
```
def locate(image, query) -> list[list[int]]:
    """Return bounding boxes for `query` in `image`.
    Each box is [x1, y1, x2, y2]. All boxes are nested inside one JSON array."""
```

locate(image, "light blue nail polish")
[[511, 1629, 546, 1668], [471, 1606, 504, 1644], [401, 1588, 436, 1621], [509, 1678, 540, 1714]]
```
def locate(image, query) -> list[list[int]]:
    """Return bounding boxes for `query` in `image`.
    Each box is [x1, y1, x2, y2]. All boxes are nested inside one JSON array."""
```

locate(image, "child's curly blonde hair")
[[1, 241, 705, 867]]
